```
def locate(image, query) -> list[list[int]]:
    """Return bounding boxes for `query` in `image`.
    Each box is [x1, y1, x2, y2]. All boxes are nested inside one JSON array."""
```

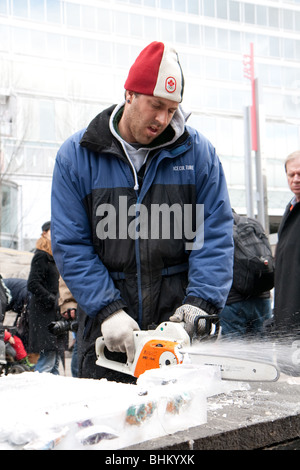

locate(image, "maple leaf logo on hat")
[[166, 77, 176, 93], [124, 41, 184, 103]]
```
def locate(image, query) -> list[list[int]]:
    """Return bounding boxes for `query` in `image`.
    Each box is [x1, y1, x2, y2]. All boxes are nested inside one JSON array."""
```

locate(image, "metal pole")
[[244, 106, 254, 218], [254, 78, 265, 229]]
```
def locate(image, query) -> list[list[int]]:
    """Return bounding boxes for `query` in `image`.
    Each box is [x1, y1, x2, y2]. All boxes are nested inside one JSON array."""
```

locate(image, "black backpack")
[[232, 211, 275, 297]]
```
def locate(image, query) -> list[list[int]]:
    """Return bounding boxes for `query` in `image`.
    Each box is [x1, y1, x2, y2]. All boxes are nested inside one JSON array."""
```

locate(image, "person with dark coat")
[[51, 42, 233, 382], [27, 221, 66, 374], [274, 151, 300, 376], [274, 151, 300, 333], [3, 277, 31, 348], [4, 278, 29, 316]]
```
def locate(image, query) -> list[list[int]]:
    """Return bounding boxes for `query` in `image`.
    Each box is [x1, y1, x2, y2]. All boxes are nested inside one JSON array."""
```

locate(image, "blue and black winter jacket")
[[51, 104, 233, 329]]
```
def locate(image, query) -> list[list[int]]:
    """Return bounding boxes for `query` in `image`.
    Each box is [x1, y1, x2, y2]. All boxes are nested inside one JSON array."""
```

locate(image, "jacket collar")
[[79, 103, 190, 156]]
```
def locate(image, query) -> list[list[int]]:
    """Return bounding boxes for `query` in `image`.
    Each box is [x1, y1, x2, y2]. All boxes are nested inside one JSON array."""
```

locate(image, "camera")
[[48, 318, 78, 336]]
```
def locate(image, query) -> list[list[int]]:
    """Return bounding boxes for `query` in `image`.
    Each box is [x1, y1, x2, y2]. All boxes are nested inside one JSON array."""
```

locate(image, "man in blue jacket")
[[51, 41, 234, 381]]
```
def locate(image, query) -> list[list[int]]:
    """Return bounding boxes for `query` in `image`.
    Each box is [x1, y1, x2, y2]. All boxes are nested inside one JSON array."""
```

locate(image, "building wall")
[[0, 0, 300, 248]]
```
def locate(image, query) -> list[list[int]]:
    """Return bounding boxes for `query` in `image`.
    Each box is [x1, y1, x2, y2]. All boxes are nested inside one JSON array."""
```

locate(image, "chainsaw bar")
[[182, 351, 280, 382]]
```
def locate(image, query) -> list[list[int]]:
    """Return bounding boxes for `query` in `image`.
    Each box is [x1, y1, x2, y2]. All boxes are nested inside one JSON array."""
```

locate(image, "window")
[[160, 18, 173, 42], [13, 27, 30, 53], [229, 30, 241, 52], [82, 39, 97, 63], [203, 0, 215, 17], [205, 57, 218, 79], [12, 0, 28, 18], [295, 12, 300, 31], [218, 58, 230, 80], [204, 87, 219, 109], [46, 0, 61, 24], [187, 0, 199, 15], [174, 0, 186, 12], [0, 24, 9, 50], [31, 30, 46, 55], [283, 38, 295, 60], [47, 33, 62, 59], [66, 36, 81, 61], [98, 9, 111, 33], [244, 3, 255, 24], [160, 0, 172, 9], [65, 2, 80, 28], [1, 183, 18, 238], [145, 16, 158, 38], [269, 36, 280, 57], [188, 23, 200, 45], [98, 41, 112, 65], [39, 100, 55, 141], [283, 10, 294, 30], [130, 14, 143, 37], [216, 0, 227, 20], [265, 92, 284, 117], [256, 5, 267, 26], [229, 0, 240, 22], [282, 67, 300, 88], [30, 0, 45, 21], [188, 54, 202, 75], [296, 40, 300, 60], [269, 7, 279, 28], [256, 34, 269, 56], [115, 43, 130, 67], [217, 29, 229, 50], [144, 0, 156, 7], [204, 26, 216, 48], [175, 21, 187, 43], [0, 0, 8, 15], [81, 5, 96, 30], [115, 11, 129, 36], [230, 60, 243, 82]]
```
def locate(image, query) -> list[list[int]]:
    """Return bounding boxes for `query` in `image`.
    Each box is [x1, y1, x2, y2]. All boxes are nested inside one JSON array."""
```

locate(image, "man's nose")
[[155, 110, 169, 127], [293, 173, 300, 181]]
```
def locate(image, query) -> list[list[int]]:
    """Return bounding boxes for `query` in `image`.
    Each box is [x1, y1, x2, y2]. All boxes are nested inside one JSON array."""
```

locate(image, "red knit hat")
[[124, 41, 184, 103]]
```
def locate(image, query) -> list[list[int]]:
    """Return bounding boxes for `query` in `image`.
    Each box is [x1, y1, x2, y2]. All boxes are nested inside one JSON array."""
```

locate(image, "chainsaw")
[[95, 321, 280, 382]]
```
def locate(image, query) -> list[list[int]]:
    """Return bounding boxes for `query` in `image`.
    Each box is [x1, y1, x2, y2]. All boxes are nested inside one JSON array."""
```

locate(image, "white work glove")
[[169, 304, 211, 338], [101, 310, 140, 363]]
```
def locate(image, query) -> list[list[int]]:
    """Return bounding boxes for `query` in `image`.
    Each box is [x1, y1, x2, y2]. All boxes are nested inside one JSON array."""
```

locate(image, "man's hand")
[[101, 310, 140, 363], [169, 304, 211, 338], [61, 308, 76, 320]]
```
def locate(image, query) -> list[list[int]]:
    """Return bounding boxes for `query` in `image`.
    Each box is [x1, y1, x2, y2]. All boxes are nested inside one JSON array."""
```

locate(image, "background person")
[[27, 221, 67, 374], [273, 151, 300, 375]]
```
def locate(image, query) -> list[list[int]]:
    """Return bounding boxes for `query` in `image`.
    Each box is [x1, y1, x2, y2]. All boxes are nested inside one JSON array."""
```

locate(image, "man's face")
[[286, 157, 300, 202], [120, 94, 179, 145]]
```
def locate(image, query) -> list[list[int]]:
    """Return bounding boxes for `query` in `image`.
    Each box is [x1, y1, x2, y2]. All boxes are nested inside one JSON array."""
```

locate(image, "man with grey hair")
[[273, 151, 300, 372]]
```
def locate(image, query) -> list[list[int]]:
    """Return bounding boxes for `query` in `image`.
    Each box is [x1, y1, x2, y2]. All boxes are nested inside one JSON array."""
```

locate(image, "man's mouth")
[[148, 126, 159, 136]]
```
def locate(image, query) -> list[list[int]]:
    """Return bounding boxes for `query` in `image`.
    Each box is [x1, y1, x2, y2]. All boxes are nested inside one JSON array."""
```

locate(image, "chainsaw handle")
[[95, 336, 137, 376]]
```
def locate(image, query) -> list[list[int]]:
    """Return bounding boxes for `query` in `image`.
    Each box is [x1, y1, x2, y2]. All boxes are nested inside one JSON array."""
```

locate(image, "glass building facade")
[[0, 0, 299, 247]]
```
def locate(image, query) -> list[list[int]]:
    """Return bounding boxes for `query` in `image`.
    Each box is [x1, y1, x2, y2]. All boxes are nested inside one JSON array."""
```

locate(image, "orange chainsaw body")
[[133, 339, 183, 377]]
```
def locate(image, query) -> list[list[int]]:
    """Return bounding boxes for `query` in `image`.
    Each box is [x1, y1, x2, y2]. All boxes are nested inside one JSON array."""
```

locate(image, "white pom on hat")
[[124, 41, 184, 103]]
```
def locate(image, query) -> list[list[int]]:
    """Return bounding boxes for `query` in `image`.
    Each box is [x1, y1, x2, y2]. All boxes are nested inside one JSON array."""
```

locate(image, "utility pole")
[[243, 43, 267, 231], [244, 105, 254, 219]]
